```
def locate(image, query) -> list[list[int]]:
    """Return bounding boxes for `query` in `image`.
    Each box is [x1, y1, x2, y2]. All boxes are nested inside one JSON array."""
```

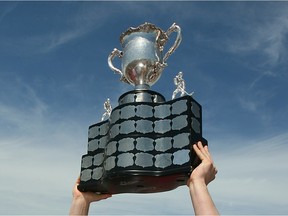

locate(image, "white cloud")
[[225, 5, 288, 70], [212, 132, 288, 214]]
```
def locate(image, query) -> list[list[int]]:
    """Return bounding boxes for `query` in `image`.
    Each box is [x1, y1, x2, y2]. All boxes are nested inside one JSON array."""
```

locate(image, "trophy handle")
[[108, 48, 123, 76], [163, 23, 182, 63]]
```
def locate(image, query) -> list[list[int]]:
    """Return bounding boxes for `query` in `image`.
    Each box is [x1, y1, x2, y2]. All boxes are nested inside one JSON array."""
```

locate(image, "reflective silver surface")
[[154, 119, 171, 133], [108, 23, 182, 89], [155, 137, 172, 152], [173, 149, 190, 165], [172, 99, 187, 115], [120, 105, 136, 119], [136, 137, 154, 152], [104, 156, 116, 171], [88, 139, 98, 152], [172, 115, 188, 130], [88, 126, 98, 139], [81, 169, 92, 182], [155, 153, 172, 168], [93, 153, 104, 166], [117, 153, 134, 167], [82, 156, 93, 169], [118, 138, 135, 152], [173, 133, 190, 149], [118, 91, 165, 104], [120, 120, 136, 134], [136, 105, 153, 118], [172, 72, 193, 99], [135, 119, 153, 133], [106, 141, 117, 156], [154, 104, 171, 118], [92, 167, 103, 180], [135, 152, 153, 167]]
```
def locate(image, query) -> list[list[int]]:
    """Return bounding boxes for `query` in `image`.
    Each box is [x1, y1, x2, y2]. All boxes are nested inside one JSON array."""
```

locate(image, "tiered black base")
[[78, 90, 207, 194]]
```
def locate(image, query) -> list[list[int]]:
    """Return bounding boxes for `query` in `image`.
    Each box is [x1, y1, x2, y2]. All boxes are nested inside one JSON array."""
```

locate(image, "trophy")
[[77, 23, 207, 194]]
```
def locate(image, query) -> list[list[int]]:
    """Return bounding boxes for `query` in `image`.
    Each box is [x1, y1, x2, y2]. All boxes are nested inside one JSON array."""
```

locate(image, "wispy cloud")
[[212, 132, 288, 214], [0, 3, 120, 55], [225, 4, 288, 70], [0, 2, 18, 24]]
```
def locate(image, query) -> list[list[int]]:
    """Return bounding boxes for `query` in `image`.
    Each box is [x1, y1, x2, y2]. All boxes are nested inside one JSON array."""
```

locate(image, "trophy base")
[[78, 91, 207, 194], [78, 136, 207, 194], [78, 172, 188, 194]]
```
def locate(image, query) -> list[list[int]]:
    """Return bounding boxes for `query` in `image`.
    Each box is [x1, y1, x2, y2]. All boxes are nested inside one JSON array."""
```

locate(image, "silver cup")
[[108, 22, 182, 90]]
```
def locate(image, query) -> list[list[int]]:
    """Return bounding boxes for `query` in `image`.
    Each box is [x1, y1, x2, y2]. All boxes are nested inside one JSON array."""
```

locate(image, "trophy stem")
[[135, 84, 150, 90]]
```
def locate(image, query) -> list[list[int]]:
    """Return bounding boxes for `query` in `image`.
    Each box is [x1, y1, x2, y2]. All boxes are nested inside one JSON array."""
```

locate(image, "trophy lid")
[[119, 22, 168, 48]]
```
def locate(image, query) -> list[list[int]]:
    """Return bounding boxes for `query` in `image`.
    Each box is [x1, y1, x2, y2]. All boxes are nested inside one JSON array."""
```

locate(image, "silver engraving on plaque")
[[99, 135, 107, 149], [173, 133, 190, 148], [118, 138, 135, 152], [106, 141, 117, 156], [135, 152, 154, 167], [81, 169, 92, 182], [88, 139, 98, 152], [136, 137, 154, 152], [92, 167, 103, 180], [172, 115, 188, 130], [108, 23, 182, 89], [136, 104, 153, 118], [82, 156, 93, 168], [155, 137, 172, 152], [104, 156, 116, 171], [172, 99, 187, 115], [120, 120, 136, 134], [99, 122, 108, 136], [110, 124, 120, 138], [117, 153, 134, 167], [154, 119, 171, 133], [155, 153, 172, 168], [93, 153, 104, 166], [121, 105, 136, 119], [191, 102, 200, 118], [135, 119, 153, 133], [173, 149, 190, 165], [154, 104, 171, 118], [192, 117, 201, 133], [110, 109, 120, 124], [88, 126, 98, 139]]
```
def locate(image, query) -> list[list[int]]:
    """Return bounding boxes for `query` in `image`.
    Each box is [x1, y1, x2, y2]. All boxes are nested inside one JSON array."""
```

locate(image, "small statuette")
[[101, 98, 112, 121], [172, 71, 194, 99]]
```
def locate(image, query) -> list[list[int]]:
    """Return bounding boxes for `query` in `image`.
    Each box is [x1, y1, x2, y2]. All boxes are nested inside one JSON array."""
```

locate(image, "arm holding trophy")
[[188, 141, 219, 216]]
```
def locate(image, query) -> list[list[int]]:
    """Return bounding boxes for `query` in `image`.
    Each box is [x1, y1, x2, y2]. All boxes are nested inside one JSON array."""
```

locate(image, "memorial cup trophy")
[[77, 22, 207, 194]]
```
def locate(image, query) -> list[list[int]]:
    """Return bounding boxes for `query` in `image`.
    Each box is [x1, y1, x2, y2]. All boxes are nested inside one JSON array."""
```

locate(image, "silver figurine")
[[101, 98, 112, 121], [172, 72, 193, 99]]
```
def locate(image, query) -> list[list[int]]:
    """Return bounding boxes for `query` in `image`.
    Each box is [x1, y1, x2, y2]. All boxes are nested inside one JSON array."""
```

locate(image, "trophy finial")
[[172, 71, 194, 99], [101, 98, 112, 121]]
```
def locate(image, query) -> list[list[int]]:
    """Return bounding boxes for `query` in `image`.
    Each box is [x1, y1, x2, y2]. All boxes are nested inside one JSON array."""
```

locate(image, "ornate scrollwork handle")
[[163, 23, 182, 63], [108, 48, 123, 76]]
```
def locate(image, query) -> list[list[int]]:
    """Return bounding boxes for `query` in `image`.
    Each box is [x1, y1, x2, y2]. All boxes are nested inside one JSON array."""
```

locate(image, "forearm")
[[69, 197, 90, 216], [189, 181, 219, 216]]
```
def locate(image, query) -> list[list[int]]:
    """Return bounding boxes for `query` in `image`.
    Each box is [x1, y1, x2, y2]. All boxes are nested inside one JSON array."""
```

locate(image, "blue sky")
[[0, 1, 288, 215]]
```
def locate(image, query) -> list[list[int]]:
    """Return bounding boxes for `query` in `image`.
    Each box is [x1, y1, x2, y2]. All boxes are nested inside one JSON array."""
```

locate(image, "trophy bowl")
[[108, 22, 182, 89]]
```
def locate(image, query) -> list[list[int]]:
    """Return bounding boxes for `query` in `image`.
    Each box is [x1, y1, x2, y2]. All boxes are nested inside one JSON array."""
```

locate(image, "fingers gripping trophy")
[[78, 22, 208, 194]]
